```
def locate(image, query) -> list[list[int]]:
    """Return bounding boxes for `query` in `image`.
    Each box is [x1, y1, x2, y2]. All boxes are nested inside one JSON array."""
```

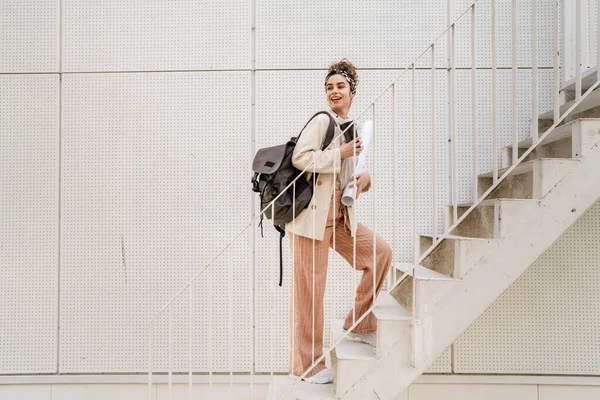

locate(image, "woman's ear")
[[351, 93, 355, 102]]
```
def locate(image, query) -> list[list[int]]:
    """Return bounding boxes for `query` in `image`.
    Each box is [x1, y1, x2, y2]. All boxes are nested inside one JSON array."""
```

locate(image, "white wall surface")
[[62, 0, 250, 72], [0, 0, 59, 72], [2, 0, 598, 381], [0, 75, 59, 373], [454, 200, 600, 374]]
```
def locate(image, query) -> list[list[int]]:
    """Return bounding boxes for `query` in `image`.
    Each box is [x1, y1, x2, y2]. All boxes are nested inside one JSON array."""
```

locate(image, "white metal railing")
[[561, 0, 600, 93], [146, 0, 599, 398]]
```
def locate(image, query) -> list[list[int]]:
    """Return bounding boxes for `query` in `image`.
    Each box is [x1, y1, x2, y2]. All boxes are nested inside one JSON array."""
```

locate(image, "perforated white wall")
[[453, 0, 557, 68], [60, 72, 252, 372], [0, 75, 59, 373], [454, 201, 600, 374], [1, 0, 597, 379], [0, 0, 59, 73], [62, 0, 250, 72], [427, 348, 452, 373], [256, 0, 448, 69]]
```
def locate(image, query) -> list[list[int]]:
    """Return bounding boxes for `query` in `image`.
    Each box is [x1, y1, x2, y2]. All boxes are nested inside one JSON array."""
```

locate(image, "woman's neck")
[[332, 108, 349, 119]]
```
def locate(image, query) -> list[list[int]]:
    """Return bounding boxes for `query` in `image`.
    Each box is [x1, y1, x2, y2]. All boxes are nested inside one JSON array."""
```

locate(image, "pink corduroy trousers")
[[288, 190, 392, 377]]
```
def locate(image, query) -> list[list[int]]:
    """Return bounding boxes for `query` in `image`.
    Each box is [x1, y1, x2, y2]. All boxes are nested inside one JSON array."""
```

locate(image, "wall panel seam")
[[57, 0, 64, 375]]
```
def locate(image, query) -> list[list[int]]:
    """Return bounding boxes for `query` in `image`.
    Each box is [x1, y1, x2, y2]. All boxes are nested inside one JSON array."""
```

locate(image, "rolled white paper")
[[341, 120, 372, 206]]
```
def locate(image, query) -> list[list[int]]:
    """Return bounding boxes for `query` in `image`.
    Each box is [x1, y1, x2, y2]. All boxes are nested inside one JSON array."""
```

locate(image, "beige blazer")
[[285, 110, 369, 241]]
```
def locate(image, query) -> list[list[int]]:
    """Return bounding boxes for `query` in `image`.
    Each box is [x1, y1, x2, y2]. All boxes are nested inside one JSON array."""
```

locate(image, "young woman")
[[286, 59, 392, 384]]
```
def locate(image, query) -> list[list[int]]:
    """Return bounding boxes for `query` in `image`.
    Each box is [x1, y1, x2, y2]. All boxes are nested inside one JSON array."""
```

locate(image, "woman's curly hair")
[[325, 58, 358, 94]]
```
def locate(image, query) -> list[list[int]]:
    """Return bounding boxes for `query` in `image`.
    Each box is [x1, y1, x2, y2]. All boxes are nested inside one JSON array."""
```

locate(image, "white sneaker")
[[289, 368, 334, 384], [346, 330, 377, 347]]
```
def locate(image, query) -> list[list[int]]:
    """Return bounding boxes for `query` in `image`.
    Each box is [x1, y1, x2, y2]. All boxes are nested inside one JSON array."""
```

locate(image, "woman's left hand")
[[348, 172, 371, 198]]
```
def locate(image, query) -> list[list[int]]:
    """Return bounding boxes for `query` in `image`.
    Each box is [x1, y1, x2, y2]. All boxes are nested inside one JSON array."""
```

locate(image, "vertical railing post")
[[560, 0, 571, 98], [555, 0, 561, 122], [450, 23, 458, 224], [575, 0, 583, 102], [229, 250, 233, 386], [352, 127, 357, 325], [312, 162, 316, 364], [169, 303, 173, 400], [208, 266, 213, 387], [472, 4, 478, 203], [271, 204, 276, 376], [372, 103, 377, 305], [331, 150, 336, 339], [512, 0, 518, 166], [291, 182, 296, 375], [391, 82, 398, 286], [431, 44, 437, 244], [411, 64, 417, 264], [492, 0, 498, 181], [188, 286, 193, 400], [532, 0, 540, 144], [250, 213, 254, 395], [597, 0, 600, 82], [148, 322, 153, 400]]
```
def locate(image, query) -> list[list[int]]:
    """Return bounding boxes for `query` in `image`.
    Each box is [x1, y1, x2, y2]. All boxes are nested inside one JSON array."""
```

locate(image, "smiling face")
[[326, 74, 354, 118]]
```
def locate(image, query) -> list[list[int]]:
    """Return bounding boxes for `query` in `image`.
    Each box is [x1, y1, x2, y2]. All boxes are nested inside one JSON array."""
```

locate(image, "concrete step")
[[417, 234, 493, 279], [372, 290, 412, 320], [373, 291, 412, 358], [559, 66, 598, 93], [330, 319, 376, 397], [446, 198, 541, 239], [501, 119, 600, 168], [330, 319, 377, 362], [389, 261, 459, 321], [539, 85, 600, 120], [394, 262, 453, 280], [267, 375, 335, 400], [478, 158, 579, 200]]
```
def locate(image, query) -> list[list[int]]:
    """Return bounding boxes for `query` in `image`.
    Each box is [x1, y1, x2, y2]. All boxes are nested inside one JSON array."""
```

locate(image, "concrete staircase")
[[267, 99, 600, 399]]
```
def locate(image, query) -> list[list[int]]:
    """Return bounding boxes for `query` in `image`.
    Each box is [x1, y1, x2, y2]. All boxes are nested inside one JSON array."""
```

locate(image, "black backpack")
[[251, 111, 335, 286]]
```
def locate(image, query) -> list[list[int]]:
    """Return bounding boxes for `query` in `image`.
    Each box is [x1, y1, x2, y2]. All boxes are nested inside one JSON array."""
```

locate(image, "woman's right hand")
[[340, 137, 363, 159]]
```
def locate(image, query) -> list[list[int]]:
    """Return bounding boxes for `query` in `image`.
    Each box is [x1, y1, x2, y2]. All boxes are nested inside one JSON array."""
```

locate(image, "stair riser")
[[418, 236, 454, 276], [573, 120, 600, 158], [479, 173, 533, 199], [447, 205, 495, 238], [501, 120, 600, 168], [448, 201, 539, 240], [501, 137, 572, 169], [376, 319, 411, 358], [334, 357, 376, 396], [478, 159, 575, 200], [389, 278, 458, 321], [419, 236, 488, 278]]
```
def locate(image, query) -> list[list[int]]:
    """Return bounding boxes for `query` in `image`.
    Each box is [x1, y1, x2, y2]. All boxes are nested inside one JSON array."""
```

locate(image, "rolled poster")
[[341, 120, 372, 206]]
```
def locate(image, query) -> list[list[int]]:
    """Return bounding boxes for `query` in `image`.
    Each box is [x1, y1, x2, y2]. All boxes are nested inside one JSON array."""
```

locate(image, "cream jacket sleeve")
[[291, 114, 341, 174]]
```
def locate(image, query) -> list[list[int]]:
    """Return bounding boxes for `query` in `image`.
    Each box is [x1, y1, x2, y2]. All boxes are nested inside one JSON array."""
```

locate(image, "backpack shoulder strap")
[[320, 112, 336, 151], [296, 111, 336, 151]]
